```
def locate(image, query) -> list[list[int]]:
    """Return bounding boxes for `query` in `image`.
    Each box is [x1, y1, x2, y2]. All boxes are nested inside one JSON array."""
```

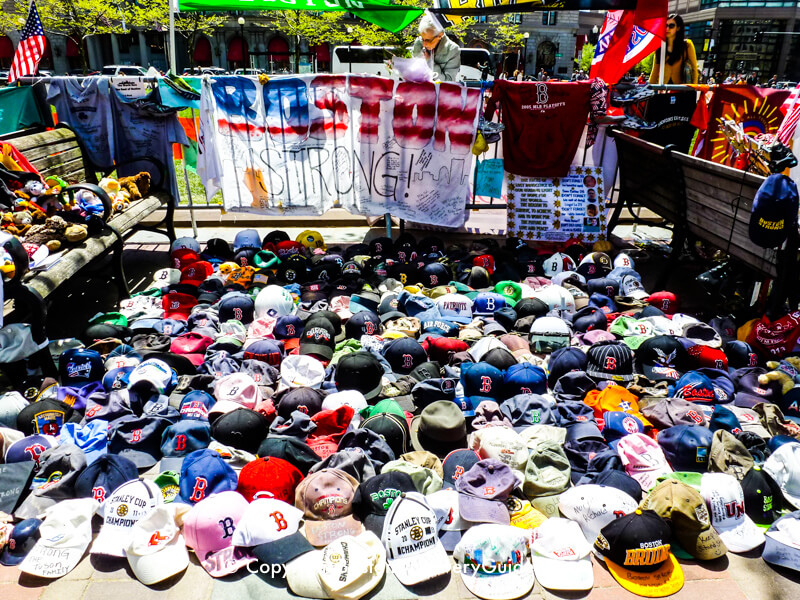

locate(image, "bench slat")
[[25, 139, 83, 163], [40, 156, 86, 182], [32, 147, 85, 172], [13, 129, 77, 152]]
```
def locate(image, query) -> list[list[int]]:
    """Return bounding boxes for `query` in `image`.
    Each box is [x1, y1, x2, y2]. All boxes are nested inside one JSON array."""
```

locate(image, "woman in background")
[[649, 14, 698, 84]]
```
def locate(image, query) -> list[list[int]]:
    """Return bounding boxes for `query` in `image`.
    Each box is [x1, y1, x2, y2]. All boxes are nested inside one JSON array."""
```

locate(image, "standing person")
[[746, 71, 759, 86], [514, 69, 523, 81], [411, 13, 461, 82], [538, 68, 547, 81], [766, 74, 778, 87], [649, 14, 698, 84]]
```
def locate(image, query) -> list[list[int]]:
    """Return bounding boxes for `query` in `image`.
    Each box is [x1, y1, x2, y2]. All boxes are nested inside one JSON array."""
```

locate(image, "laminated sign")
[[197, 74, 480, 227], [506, 165, 607, 243]]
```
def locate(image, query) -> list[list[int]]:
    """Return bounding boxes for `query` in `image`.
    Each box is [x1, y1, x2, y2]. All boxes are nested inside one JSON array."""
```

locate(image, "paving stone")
[[62, 555, 95, 581], [0, 565, 21, 583], [676, 556, 731, 580], [40, 579, 88, 600], [83, 580, 169, 600], [726, 552, 800, 600], [0, 581, 43, 600]]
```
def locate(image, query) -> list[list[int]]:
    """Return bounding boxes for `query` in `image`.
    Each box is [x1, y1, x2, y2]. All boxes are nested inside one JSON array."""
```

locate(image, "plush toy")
[[64, 223, 88, 243], [24, 215, 68, 248], [11, 211, 32, 237], [14, 179, 47, 200], [44, 176, 67, 195], [118, 172, 151, 201], [759, 357, 800, 394]]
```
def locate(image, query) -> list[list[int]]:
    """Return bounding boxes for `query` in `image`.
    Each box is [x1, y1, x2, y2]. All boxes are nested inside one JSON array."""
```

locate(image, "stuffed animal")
[[24, 215, 68, 248], [118, 172, 151, 201], [759, 356, 800, 394], [14, 180, 47, 201], [64, 223, 88, 243], [11, 211, 32, 237]]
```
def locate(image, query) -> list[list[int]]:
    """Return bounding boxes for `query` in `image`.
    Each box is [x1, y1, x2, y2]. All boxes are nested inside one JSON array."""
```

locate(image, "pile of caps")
[[3, 229, 800, 599]]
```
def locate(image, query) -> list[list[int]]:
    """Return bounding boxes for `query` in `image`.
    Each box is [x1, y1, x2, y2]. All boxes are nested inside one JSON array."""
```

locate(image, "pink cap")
[[183, 491, 255, 577], [616, 433, 673, 492], [524, 276, 552, 290], [329, 295, 352, 317], [214, 373, 262, 409], [171, 333, 213, 356], [247, 317, 277, 341]]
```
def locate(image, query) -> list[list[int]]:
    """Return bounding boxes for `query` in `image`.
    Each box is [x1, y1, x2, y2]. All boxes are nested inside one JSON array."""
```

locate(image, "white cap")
[[318, 531, 386, 600], [558, 484, 638, 545], [426, 488, 475, 551], [286, 549, 328, 599], [151, 268, 182, 287], [232, 498, 303, 547], [381, 492, 450, 586], [171, 237, 200, 254], [281, 354, 325, 389], [531, 517, 594, 591], [764, 442, 800, 509], [469, 428, 528, 473], [542, 253, 576, 278], [468, 337, 507, 362], [92, 479, 162, 557], [322, 391, 367, 427], [616, 433, 673, 492], [621, 274, 649, 300], [125, 505, 189, 585], [519, 424, 565, 450], [255, 285, 296, 319], [127, 359, 174, 394], [453, 524, 534, 600], [214, 372, 262, 409], [19, 498, 97, 578], [701, 473, 766, 552], [613, 253, 635, 270]]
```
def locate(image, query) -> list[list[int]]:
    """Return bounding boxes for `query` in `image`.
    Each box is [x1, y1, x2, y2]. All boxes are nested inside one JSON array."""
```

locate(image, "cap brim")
[[302, 515, 363, 547], [457, 494, 510, 525], [197, 545, 255, 577], [19, 542, 87, 578], [764, 530, 800, 570], [460, 562, 535, 600], [116, 449, 159, 469], [531, 555, 593, 591], [387, 540, 450, 586], [603, 552, 684, 597], [716, 517, 766, 553], [299, 344, 334, 361], [0, 548, 27, 566], [439, 529, 463, 552], [675, 526, 727, 560], [253, 531, 314, 567], [626, 465, 674, 493], [641, 364, 682, 383], [128, 536, 190, 585]]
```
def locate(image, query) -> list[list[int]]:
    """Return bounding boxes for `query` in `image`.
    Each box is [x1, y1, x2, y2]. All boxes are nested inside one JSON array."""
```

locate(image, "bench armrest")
[[60, 183, 113, 223]]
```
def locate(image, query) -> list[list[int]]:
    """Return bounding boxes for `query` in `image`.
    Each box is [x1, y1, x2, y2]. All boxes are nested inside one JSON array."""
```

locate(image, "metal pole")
[[184, 107, 199, 238], [169, 0, 177, 74], [658, 40, 666, 85], [385, 212, 392, 238]]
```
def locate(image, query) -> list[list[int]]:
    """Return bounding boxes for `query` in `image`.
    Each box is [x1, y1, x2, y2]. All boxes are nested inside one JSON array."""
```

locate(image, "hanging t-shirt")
[[484, 80, 592, 177], [110, 87, 188, 203], [46, 77, 115, 168], [640, 91, 698, 153]]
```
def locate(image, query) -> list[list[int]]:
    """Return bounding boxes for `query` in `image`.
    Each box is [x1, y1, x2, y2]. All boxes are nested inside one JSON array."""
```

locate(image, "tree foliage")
[[578, 42, 594, 72], [631, 52, 654, 75]]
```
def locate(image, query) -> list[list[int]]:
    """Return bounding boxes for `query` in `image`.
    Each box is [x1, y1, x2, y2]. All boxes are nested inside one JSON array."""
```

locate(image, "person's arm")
[[411, 38, 424, 59], [649, 52, 660, 84], [686, 40, 699, 84], [439, 39, 461, 82]]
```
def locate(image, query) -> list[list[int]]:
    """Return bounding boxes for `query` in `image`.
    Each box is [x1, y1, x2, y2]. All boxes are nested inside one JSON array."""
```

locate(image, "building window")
[[542, 11, 557, 26]]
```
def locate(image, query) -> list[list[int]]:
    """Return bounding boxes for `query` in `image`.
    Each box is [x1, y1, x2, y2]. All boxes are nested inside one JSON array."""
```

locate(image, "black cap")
[[441, 448, 481, 489], [257, 436, 320, 475], [595, 509, 673, 572], [360, 413, 410, 458], [253, 531, 315, 570], [724, 341, 761, 370], [635, 336, 688, 382], [419, 262, 451, 289], [578, 469, 643, 502], [275, 387, 326, 420], [493, 307, 518, 331], [383, 338, 427, 375], [299, 318, 336, 361], [351, 471, 417, 535], [334, 352, 384, 401], [586, 341, 635, 381], [209, 408, 269, 454], [202, 238, 234, 261], [741, 465, 784, 525], [514, 298, 549, 320], [345, 311, 383, 340], [408, 361, 442, 383], [369, 237, 394, 257], [17, 399, 75, 436], [482, 348, 517, 371]]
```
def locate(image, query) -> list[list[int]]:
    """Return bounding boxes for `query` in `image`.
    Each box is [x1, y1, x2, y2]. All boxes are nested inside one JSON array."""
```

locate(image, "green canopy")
[[177, 0, 423, 33]]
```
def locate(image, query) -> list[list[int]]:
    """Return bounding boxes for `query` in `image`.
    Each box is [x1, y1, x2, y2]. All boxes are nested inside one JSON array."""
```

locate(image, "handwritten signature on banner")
[[197, 75, 481, 227]]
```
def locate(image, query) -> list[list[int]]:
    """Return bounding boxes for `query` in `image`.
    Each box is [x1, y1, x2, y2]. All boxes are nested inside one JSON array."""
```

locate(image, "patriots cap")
[[586, 341, 635, 382], [59, 348, 104, 386], [635, 336, 688, 382]]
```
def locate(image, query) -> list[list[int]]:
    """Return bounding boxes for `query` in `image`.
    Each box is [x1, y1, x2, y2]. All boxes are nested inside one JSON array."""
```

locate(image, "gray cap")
[[15, 443, 88, 519], [309, 447, 377, 483], [500, 394, 557, 432], [640, 398, 707, 429]]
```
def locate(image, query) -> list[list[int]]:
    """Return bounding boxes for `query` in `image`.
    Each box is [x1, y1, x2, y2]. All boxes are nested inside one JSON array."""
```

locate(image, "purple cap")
[[455, 458, 515, 524]]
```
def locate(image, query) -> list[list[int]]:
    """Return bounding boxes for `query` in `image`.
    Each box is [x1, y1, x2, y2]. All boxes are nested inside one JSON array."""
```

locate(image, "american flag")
[[8, 0, 46, 84], [776, 83, 800, 145]]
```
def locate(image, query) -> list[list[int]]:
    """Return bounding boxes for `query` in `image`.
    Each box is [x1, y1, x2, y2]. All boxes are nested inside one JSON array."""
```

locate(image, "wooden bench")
[[607, 130, 798, 308], [6, 125, 176, 301]]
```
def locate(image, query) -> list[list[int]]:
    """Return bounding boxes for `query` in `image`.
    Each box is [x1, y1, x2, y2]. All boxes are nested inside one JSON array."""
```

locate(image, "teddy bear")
[[758, 356, 800, 394], [118, 172, 151, 201], [11, 211, 32, 237], [24, 215, 68, 251], [65, 223, 88, 243]]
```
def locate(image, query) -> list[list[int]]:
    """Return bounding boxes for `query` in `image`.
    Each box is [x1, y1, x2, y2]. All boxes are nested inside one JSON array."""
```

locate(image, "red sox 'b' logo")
[[92, 487, 106, 502], [190, 477, 208, 502], [479, 376, 492, 393], [270, 511, 288, 531], [131, 429, 142, 442], [175, 435, 187, 452], [604, 356, 617, 370]]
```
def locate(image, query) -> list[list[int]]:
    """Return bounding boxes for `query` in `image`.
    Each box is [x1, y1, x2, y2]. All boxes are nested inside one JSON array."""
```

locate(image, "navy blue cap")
[[0, 519, 42, 566], [420, 318, 459, 338], [499, 394, 556, 432], [74, 453, 139, 502], [218, 292, 255, 324], [419, 262, 450, 289], [587, 294, 618, 314], [274, 315, 304, 340], [382, 338, 427, 375], [243, 339, 284, 367], [547, 347, 588, 388], [4, 434, 56, 467], [345, 311, 383, 340], [564, 439, 623, 484], [59, 348, 104, 386], [708, 405, 743, 434], [578, 469, 643, 501], [670, 371, 718, 404], [768, 435, 799, 453], [749, 174, 799, 248], [657, 425, 714, 472], [337, 429, 396, 473], [179, 390, 216, 420], [107, 414, 172, 469], [161, 420, 212, 459], [441, 448, 481, 489], [725, 341, 760, 371], [493, 307, 518, 331], [179, 448, 239, 504], [503, 363, 547, 397], [152, 319, 187, 337], [587, 278, 620, 298], [461, 362, 504, 404], [602, 411, 645, 443], [103, 366, 134, 392], [557, 401, 603, 442]]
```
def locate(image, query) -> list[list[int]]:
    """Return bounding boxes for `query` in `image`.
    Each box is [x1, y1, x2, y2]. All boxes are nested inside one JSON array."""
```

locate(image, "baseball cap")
[[558, 484, 638, 545], [383, 338, 427, 375], [594, 509, 684, 597], [528, 316, 571, 353], [74, 453, 138, 503], [254, 285, 295, 319], [531, 518, 594, 591], [231, 497, 303, 547], [453, 524, 535, 600], [179, 448, 238, 504], [657, 425, 714, 473], [334, 352, 384, 401], [59, 348, 104, 386], [381, 491, 451, 585], [210, 407, 269, 454], [640, 479, 727, 560], [295, 468, 363, 546], [124, 505, 189, 585], [635, 336, 688, 382], [617, 433, 673, 492], [764, 442, 800, 509], [547, 347, 588, 388], [183, 490, 255, 577], [700, 472, 765, 552], [499, 394, 555, 432], [237, 456, 304, 503], [586, 341, 636, 382], [640, 398, 707, 429], [107, 415, 170, 469], [670, 371, 719, 404], [763, 512, 800, 571], [522, 441, 571, 503], [92, 479, 162, 557], [0, 518, 41, 566], [18, 498, 97, 578], [456, 459, 515, 525], [740, 465, 784, 526], [410, 401, 467, 458]]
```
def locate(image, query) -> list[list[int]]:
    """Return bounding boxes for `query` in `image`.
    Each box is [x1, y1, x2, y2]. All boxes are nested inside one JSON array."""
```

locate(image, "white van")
[[332, 46, 493, 82]]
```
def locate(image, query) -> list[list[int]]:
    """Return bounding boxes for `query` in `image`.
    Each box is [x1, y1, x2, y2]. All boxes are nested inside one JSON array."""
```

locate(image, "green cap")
[[494, 281, 522, 307], [382, 459, 443, 495], [360, 398, 406, 420], [522, 440, 570, 498], [89, 312, 128, 327], [154, 470, 181, 503]]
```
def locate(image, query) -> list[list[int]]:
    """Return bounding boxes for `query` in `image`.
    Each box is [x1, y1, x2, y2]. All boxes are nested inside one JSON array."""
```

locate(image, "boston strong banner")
[[177, 0, 422, 33]]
